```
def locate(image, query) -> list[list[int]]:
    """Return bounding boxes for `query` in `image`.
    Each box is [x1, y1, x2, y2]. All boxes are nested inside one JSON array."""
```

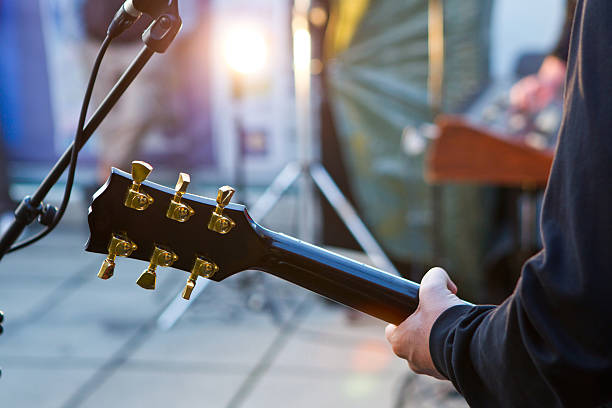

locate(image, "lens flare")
[[222, 26, 268, 75]]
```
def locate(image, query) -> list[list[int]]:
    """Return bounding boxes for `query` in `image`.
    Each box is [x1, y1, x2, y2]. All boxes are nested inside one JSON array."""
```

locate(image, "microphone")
[[107, 0, 172, 39]]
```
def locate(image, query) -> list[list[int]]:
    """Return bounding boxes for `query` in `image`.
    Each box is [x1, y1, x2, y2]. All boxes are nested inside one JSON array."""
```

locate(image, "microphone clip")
[[107, 0, 182, 53], [142, 2, 182, 54]]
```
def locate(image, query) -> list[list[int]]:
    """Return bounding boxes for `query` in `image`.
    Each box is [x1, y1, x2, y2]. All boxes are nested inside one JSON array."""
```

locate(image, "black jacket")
[[429, 1, 612, 406]]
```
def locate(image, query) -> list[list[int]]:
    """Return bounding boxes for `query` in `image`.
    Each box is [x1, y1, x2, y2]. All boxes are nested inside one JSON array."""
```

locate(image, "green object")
[[326, 0, 494, 297]]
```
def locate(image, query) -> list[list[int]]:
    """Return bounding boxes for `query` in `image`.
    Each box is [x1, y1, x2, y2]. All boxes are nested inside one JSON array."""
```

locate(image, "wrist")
[[428, 304, 477, 380]]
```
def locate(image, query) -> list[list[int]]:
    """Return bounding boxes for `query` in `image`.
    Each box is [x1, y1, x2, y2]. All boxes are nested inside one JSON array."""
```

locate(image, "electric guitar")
[[86, 161, 420, 325]]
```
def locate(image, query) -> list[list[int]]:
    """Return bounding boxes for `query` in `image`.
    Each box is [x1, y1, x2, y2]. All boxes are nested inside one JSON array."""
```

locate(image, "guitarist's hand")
[[385, 267, 464, 380]]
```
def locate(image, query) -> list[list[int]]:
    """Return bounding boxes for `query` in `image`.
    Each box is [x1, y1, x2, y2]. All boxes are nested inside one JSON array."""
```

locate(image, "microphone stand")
[[0, 8, 181, 261]]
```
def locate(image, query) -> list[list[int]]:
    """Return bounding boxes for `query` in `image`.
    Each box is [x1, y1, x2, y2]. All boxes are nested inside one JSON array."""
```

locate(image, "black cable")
[[7, 36, 113, 252]]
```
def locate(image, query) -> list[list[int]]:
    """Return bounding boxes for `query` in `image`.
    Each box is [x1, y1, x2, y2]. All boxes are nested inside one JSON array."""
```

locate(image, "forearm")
[[428, 294, 563, 407], [429, 304, 488, 384]]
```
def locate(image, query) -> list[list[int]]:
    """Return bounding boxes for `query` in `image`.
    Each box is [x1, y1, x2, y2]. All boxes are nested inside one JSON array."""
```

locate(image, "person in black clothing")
[[386, 1, 612, 406]]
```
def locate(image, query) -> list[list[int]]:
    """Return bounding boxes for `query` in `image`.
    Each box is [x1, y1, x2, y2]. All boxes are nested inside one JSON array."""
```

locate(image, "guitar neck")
[[255, 227, 420, 324]]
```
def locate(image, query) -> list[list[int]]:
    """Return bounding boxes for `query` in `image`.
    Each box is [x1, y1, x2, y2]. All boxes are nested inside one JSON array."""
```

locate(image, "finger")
[[422, 267, 460, 296], [510, 76, 536, 108], [385, 324, 397, 342], [421, 267, 449, 288], [447, 278, 458, 294]]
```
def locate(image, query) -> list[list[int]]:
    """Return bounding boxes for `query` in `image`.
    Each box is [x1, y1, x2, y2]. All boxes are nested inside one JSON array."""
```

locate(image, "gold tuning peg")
[[207, 186, 236, 234], [136, 246, 178, 290], [216, 185, 235, 207], [182, 257, 218, 300], [166, 173, 195, 222], [131, 160, 153, 184], [124, 161, 154, 211], [98, 234, 138, 280]]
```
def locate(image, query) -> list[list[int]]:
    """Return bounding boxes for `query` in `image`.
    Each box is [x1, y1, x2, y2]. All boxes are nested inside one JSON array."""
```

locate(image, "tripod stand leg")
[[159, 162, 301, 329], [309, 163, 399, 275], [431, 185, 444, 264], [157, 278, 211, 331], [248, 162, 301, 221]]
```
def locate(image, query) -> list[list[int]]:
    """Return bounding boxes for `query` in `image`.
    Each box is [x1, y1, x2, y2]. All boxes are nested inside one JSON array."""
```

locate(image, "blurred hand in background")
[[510, 55, 566, 113]]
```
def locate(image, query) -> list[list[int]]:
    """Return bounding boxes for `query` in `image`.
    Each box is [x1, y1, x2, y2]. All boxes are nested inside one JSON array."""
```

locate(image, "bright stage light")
[[293, 27, 311, 72], [222, 26, 268, 75]]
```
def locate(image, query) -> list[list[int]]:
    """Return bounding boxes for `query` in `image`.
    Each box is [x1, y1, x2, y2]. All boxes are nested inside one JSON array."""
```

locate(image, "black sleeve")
[[550, 0, 577, 62], [429, 1, 612, 407]]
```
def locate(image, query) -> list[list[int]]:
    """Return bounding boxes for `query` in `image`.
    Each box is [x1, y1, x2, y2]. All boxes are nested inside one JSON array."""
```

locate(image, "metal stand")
[[0, 4, 182, 349], [0, 8, 181, 261], [0, 46, 153, 260], [428, 0, 446, 265], [157, 0, 398, 331], [250, 163, 399, 274], [250, 0, 397, 275]]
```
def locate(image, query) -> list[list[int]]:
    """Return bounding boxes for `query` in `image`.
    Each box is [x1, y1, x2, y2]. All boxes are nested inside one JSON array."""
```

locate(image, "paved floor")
[[0, 193, 468, 408]]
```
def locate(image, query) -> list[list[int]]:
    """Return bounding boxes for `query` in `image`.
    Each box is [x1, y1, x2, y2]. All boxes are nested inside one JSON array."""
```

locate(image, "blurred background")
[[0, 0, 568, 406]]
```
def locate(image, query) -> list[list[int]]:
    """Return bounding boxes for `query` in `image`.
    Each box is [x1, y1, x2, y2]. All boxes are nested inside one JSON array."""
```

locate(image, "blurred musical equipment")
[[86, 161, 435, 325], [426, 116, 554, 187], [419, 106, 558, 302]]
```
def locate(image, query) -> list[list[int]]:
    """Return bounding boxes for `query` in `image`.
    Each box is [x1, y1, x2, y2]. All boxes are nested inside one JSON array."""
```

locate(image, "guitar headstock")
[[86, 161, 268, 299]]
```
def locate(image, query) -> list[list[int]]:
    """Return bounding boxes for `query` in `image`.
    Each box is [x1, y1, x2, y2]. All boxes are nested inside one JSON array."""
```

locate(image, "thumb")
[[385, 324, 397, 342], [421, 267, 458, 296]]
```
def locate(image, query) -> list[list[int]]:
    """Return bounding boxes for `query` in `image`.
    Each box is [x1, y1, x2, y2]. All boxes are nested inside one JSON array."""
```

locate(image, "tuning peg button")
[[182, 257, 218, 300], [98, 259, 115, 280], [98, 235, 138, 280], [216, 185, 235, 207], [124, 161, 154, 211], [131, 161, 152, 184], [208, 186, 236, 234], [137, 246, 178, 290], [166, 173, 195, 222]]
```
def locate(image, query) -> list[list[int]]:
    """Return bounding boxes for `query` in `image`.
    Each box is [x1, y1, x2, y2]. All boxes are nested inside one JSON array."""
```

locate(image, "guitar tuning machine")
[[124, 161, 154, 211], [166, 172, 195, 222], [208, 186, 236, 234], [136, 246, 178, 290], [182, 257, 218, 300], [98, 234, 138, 280]]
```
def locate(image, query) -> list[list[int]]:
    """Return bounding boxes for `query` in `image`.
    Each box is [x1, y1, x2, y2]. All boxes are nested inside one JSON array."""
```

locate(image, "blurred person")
[[510, 0, 577, 112], [81, 0, 170, 190], [386, 1, 612, 406]]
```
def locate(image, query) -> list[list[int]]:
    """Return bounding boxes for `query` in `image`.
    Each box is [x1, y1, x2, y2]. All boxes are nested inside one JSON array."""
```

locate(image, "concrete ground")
[[0, 189, 467, 408]]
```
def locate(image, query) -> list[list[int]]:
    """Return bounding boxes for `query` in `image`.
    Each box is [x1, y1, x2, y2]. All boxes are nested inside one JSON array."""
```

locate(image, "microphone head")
[[132, 0, 172, 18]]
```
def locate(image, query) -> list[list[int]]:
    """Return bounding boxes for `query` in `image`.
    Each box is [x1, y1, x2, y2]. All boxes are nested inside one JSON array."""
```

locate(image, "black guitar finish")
[[255, 228, 419, 324], [86, 168, 421, 324]]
